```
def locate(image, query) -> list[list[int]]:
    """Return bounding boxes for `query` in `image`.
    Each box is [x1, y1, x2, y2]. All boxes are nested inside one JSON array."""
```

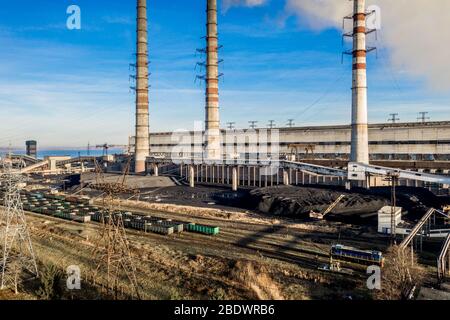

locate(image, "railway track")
[[24, 205, 378, 274]]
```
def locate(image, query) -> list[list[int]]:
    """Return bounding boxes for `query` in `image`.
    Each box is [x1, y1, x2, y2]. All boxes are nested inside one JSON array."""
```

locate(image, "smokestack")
[[204, 0, 221, 160], [350, 0, 369, 164], [135, 0, 150, 173]]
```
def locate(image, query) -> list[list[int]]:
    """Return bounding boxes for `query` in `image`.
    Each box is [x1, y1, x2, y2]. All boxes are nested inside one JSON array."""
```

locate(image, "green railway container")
[[186, 223, 219, 235]]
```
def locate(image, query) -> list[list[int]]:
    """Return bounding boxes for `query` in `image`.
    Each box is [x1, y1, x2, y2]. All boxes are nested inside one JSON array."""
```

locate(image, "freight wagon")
[[185, 223, 219, 236]]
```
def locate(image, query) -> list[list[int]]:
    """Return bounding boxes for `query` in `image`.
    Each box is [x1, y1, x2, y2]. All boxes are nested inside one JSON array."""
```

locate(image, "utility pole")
[[267, 120, 276, 129], [249, 121, 258, 129], [417, 112, 430, 123], [0, 160, 38, 293], [387, 171, 399, 244], [287, 119, 295, 128], [388, 113, 400, 124]]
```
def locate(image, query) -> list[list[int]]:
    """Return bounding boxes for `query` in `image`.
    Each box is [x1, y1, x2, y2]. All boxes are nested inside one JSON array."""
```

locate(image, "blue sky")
[[0, 0, 448, 148]]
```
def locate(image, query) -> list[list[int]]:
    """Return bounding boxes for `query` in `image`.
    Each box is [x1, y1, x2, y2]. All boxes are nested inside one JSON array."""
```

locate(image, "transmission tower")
[[388, 113, 400, 123], [226, 122, 235, 130], [417, 112, 430, 123], [91, 158, 141, 299], [267, 120, 276, 129], [0, 160, 38, 293], [249, 121, 258, 129], [287, 119, 295, 128]]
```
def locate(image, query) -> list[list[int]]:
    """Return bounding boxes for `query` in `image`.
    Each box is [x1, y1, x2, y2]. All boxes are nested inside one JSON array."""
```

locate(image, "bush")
[[36, 264, 64, 300]]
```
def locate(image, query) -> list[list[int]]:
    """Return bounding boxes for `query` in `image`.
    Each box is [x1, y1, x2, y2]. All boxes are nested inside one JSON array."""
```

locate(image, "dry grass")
[[230, 260, 284, 300]]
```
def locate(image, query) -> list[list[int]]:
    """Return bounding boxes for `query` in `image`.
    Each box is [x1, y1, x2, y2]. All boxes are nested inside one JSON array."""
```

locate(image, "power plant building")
[[130, 121, 450, 162]]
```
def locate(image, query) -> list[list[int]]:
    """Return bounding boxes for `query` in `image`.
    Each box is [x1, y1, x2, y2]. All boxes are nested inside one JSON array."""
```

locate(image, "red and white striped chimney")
[[350, 0, 369, 164], [135, 0, 150, 173], [204, 0, 221, 160]]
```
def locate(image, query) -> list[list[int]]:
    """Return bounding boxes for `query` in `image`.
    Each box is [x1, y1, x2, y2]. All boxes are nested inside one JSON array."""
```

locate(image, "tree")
[[375, 245, 424, 300]]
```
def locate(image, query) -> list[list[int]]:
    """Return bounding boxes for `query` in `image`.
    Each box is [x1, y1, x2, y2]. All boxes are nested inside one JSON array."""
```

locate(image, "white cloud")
[[222, 0, 268, 12], [283, 0, 450, 91]]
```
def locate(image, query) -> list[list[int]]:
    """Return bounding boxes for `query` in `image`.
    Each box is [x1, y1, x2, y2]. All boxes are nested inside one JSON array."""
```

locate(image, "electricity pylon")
[[91, 158, 141, 299], [0, 160, 38, 293]]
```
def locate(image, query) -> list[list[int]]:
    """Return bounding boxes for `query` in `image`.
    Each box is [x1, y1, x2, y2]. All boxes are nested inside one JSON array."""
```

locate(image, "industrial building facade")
[[130, 121, 450, 161]]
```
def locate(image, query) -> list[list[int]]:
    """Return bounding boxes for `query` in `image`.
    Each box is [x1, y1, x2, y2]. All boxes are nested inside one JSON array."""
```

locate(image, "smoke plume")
[[284, 0, 450, 91]]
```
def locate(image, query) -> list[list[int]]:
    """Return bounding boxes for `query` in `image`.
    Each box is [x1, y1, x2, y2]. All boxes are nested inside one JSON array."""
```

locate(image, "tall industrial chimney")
[[134, 0, 150, 173], [350, 0, 369, 164], [204, 0, 221, 160]]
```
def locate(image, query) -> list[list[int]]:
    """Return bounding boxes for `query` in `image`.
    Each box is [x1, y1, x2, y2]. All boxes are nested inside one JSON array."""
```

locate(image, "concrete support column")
[[232, 166, 238, 191], [189, 165, 195, 188], [345, 180, 351, 190], [283, 170, 290, 185], [152, 164, 159, 177]]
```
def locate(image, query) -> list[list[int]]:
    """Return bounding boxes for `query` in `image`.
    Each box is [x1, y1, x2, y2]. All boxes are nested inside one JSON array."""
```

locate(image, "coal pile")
[[246, 185, 449, 221]]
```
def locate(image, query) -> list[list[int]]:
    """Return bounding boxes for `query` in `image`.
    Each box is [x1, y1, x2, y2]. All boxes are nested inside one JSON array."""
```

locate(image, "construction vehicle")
[[309, 194, 346, 220]]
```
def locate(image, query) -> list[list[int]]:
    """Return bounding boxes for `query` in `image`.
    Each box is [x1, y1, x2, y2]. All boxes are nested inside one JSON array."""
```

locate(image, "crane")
[[310, 194, 346, 220], [95, 143, 128, 156]]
